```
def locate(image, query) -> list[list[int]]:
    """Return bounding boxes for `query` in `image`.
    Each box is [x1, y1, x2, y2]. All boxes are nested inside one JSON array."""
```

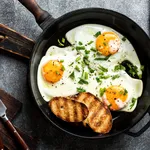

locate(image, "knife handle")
[[2, 115, 29, 150], [0, 136, 4, 150]]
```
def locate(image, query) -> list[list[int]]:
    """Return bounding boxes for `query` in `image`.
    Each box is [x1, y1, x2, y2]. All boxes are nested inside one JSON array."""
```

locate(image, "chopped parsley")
[[69, 72, 75, 80], [114, 65, 125, 71], [99, 88, 106, 96], [77, 87, 86, 93], [141, 65, 144, 71], [122, 36, 126, 41], [108, 104, 112, 108], [81, 71, 88, 80], [60, 60, 64, 63], [99, 75, 110, 79], [130, 98, 137, 109], [83, 56, 89, 65], [87, 41, 94, 45], [96, 77, 102, 84], [76, 46, 85, 50], [55, 71, 60, 75], [62, 38, 65, 43], [75, 65, 80, 72], [76, 56, 81, 62], [58, 39, 64, 46], [61, 65, 65, 71], [85, 50, 90, 54], [79, 41, 83, 45], [94, 31, 101, 37], [99, 65, 108, 72], [84, 72, 88, 80], [94, 55, 110, 61], [119, 89, 128, 95], [69, 62, 74, 66], [124, 89, 128, 95], [88, 67, 95, 73], [90, 47, 97, 52], [78, 78, 89, 85], [103, 42, 107, 46], [126, 63, 139, 78], [112, 75, 120, 80]]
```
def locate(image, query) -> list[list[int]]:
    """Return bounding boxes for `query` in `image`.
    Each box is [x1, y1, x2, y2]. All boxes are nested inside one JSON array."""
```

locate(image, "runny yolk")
[[42, 60, 64, 83], [104, 85, 128, 111], [96, 32, 120, 56]]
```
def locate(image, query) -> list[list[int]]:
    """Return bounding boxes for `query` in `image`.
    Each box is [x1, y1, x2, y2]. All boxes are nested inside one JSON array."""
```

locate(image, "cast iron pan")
[[18, 0, 150, 138]]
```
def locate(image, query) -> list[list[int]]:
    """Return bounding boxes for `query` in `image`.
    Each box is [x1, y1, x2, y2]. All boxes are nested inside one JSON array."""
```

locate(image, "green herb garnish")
[[61, 65, 65, 71], [58, 39, 64, 46], [81, 71, 88, 80], [78, 78, 89, 85], [85, 50, 90, 54], [94, 31, 101, 37], [60, 60, 64, 63], [122, 36, 126, 41], [79, 41, 83, 45], [94, 55, 110, 61], [99, 75, 110, 79], [75, 65, 80, 72], [112, 75, 120, 80], [123, 89, 128, 95], [90, 47, 97, 52], [99, 65, 108, 72], [83, 56, 89, 65], [108, 104, 112, 108], [96, 77, 102, 84], [69, 62, 74, 66], [114, 65, 125, 71], [69, 72, 75, 80], [141, 65, 144, 71], [77, 87, 86, 93], [76, 56, 81, 62], [84, 72, 88, 80], [62, 38, 65, 43], [130, 98, 137, 109], [103, 42, 107, 46], [127, 63, 138, 78], [119, 89, 128, 95], [87, 41, 94, 45], [76, 46, 85, 50], [56, 71, 59, 75], [100, 88, 106, 96], [88, 67, 95, 73]]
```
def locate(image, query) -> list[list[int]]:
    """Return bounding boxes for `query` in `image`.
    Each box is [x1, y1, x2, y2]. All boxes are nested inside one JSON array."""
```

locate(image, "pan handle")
[[125, 108, 150, 137], [18, 0, 55, 29]]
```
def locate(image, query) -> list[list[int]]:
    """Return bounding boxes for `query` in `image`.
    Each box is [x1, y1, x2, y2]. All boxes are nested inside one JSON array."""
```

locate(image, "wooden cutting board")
[[0, 24, 37, 150]]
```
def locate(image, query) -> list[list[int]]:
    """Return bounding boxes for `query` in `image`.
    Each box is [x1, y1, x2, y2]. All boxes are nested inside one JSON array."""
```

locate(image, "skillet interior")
[[29, 8, 150, 138]]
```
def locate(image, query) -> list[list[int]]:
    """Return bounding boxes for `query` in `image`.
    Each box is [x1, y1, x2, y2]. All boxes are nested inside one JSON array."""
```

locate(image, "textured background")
[[0, 0, 150, 149]]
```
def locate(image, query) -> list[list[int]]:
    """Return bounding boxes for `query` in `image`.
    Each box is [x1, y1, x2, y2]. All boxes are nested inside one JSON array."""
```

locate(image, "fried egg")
[[37, 24, 143, 112]]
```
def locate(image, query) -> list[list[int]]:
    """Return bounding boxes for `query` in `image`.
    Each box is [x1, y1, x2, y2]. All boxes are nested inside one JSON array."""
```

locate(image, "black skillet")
[[17, 0, 150, 138]]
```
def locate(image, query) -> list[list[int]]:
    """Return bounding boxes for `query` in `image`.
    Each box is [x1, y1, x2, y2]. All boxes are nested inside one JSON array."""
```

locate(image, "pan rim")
[[29, 7, 150, 139]]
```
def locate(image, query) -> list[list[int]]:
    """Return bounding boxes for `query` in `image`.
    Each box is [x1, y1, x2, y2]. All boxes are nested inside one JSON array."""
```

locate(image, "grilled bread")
[[49, 97, 89, 122], [72, 92, 112, 134]]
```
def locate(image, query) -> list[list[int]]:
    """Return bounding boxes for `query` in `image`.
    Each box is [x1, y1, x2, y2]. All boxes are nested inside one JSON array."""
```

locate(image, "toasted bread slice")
[[49, 97, 89, 122], [72, 92, 112, 134]]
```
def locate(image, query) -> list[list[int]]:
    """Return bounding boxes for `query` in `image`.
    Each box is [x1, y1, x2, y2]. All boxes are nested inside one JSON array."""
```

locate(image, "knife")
[[0, 99, 29, 150]]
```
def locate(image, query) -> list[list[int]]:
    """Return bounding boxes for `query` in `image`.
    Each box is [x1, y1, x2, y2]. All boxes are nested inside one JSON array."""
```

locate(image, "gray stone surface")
[[0, 0, 150, 149]]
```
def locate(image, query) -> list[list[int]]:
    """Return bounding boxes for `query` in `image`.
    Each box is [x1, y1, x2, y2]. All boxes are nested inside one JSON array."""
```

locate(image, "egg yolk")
[[104, 85, 128, 111], [96, 32, 120, 56], [42, 60, 64, 83]]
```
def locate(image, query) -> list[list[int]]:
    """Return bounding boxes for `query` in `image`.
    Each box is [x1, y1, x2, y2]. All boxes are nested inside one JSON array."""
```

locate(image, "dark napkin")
[[0, 88, 38, 150]]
